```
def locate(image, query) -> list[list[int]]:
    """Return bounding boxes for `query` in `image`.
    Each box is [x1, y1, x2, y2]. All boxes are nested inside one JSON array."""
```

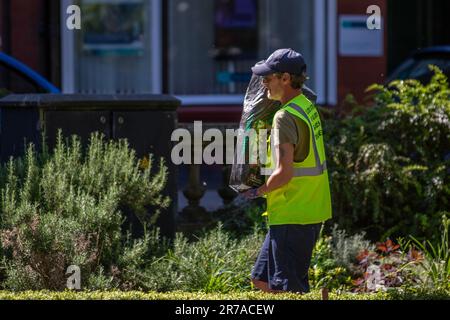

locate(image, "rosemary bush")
[[0, 132, 169, 290]]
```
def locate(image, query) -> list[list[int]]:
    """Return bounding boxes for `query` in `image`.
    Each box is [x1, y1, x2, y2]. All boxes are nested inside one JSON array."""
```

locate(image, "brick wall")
[[9, 0, 47, 75], [3, 0, 60, 87], [337, 0, 388, 105], [0, 0, 8, 52]]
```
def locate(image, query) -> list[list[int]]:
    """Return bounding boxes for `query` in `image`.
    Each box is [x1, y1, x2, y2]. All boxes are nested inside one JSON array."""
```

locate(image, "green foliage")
[[310, 225, 373, 291], [311, 219, 449, 294], [402, 214, 450, 291], [324, 66, 450, 241], [82, 223, 264, 293], [0, 131, 169, 290], [329, 224, 375, 271], [211, 197, 267, 238], [0, 289, 447, 300], [351, 238, 423, 292], [138, 224, 264, 293]]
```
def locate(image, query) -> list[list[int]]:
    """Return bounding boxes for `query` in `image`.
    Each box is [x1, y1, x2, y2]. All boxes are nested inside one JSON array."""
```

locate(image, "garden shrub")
[[311, 217, 449, 294], [402, 214, 450, 292], [309, 233, 352, 291], [324, 66, 450, 241], [310, 225, 375, 291], [136, 224, 264, 293], [329, 224, 375, 271], [0, 132, 169, 290], [350, 216, 449, 294], [351, 238, 423, 292]]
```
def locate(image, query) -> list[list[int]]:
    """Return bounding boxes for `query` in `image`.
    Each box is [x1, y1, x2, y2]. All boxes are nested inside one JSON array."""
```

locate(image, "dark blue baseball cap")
[[251, 48, 306, 76]]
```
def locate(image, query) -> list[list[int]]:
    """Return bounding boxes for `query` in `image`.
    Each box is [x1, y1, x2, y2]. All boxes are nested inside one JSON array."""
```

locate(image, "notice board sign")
[[339, 15, 383, 57]]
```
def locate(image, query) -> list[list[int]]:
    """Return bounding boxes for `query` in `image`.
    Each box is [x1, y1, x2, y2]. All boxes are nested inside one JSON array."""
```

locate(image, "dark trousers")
[[251, 223, 321, 293]]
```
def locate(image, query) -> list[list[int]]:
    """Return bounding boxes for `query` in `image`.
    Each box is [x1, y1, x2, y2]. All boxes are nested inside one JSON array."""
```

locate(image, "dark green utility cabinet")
[[0, 94, 180, 238]]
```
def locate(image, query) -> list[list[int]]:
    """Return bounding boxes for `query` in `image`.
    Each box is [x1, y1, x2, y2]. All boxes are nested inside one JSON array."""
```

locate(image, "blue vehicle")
[[386, 46, 450, 84], [0, 52, 60, 98]]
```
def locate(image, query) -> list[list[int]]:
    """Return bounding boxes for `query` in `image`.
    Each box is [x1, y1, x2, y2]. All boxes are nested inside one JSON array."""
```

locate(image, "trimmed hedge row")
[[0, 290, 448, 300]]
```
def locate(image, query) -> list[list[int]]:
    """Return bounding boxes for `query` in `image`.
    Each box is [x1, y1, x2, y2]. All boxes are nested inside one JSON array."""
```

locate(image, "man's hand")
[[242, 188, 262, 200]]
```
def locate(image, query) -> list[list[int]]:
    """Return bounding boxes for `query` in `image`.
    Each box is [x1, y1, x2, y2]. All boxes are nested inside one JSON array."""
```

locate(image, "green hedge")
[[0, 289, 448, 300]]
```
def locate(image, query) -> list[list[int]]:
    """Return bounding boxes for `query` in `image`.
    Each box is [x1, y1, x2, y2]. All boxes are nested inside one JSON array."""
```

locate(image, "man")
[[244, 48, 332, 293]]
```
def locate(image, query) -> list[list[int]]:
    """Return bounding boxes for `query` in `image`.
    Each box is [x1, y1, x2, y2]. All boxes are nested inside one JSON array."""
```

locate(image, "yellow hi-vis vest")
[[263, 94, 332, 225]]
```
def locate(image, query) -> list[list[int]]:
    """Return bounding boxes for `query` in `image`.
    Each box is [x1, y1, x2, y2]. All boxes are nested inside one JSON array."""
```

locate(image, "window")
[[62, 0, 161, 94], [169, 0, 317, 103], [61, 0, 336, 103]]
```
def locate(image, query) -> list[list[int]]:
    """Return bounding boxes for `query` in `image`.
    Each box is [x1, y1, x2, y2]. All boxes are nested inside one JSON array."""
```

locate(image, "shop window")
[[63, 0, 160, 94], [61, 0, 331, 102], [169, 0, 316, 100]]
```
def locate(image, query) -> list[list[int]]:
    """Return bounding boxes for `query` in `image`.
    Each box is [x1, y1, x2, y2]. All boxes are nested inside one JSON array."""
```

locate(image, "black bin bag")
[[229, 70, 317, 193]]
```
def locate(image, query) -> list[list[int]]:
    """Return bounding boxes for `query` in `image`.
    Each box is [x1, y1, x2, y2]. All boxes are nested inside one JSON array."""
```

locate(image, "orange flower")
[[377, 239, 400, 254], [356, 249, 369, 262], [408, 248, 424, 261]]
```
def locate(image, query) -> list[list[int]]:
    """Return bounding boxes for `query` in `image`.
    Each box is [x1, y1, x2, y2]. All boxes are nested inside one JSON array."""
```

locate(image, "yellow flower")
[[139, 156, 149, 170]]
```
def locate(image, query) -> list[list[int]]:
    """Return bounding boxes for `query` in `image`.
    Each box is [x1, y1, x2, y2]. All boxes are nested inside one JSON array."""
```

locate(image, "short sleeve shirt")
[[272, 109, 310, 163]]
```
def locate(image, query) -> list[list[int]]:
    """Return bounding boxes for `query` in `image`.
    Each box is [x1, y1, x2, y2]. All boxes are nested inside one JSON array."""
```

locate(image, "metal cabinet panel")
[[0, 108, 40, 160], [0, 94, 181, 239], [113, 110, 177, 238], [44, 110, 111, 150]]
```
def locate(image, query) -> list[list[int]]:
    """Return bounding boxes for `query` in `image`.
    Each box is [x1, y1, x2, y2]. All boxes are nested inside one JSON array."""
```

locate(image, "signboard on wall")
[[339, 15, 383, 57]]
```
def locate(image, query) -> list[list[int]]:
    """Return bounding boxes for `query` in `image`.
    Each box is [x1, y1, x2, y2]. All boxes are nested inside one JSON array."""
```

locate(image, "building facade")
[[1, 0, 449, 213], [1, 0, 449, 112]]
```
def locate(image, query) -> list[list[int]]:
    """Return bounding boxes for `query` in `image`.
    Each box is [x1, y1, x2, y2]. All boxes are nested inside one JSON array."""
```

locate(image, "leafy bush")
[[137, 224, 264, 293], [401, 215, 450, 292], [311, 219, 449, 294], [309, 233, 352, 291], [0, 132, 169, 290], [324, 66, 450, 241], [329, 224, 375, 271], [310, 225, 375, 291], [351, 238, 423, 292]]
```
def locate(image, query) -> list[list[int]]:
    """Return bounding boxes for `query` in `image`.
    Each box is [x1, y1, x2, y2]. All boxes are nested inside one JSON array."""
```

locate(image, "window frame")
[[60, 0, 162, 94]]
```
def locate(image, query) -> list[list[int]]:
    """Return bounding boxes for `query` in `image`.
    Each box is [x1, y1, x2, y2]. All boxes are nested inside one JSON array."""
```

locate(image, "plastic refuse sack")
[[229, 69, 317, 193]]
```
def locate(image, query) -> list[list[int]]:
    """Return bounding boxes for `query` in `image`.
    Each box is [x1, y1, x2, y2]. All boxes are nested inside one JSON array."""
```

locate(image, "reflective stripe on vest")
[[263, 102, 327, 177]]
